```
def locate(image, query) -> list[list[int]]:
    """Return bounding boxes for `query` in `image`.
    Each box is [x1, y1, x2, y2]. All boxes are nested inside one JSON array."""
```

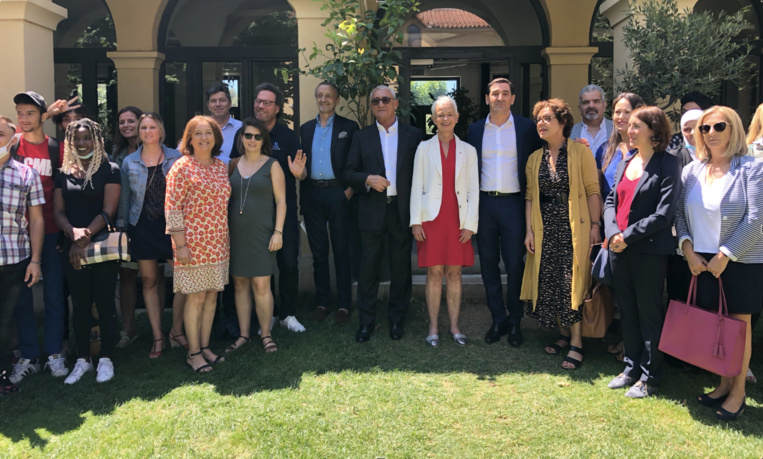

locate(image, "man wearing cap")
[[10, 91, 70, 384]]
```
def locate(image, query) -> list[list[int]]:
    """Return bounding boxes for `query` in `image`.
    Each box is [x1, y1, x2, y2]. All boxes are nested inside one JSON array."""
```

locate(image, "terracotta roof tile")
[[416, 8, 491, 30]]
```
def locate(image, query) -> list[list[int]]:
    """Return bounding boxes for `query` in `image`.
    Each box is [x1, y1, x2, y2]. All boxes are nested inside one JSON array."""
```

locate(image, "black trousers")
[[272, 210, 300, 319], [476, 193, 525, 325], [666, 253, 692, 301], [64, 260, 119, 359], [304, 185, 352, 311], [357, 200, 412, 326], [0, 259, 29, 372], [611, 249, 669, 386]]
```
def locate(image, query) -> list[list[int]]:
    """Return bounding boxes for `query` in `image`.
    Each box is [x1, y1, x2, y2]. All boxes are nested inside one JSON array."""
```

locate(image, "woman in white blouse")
[[676, 106, 763, 421]]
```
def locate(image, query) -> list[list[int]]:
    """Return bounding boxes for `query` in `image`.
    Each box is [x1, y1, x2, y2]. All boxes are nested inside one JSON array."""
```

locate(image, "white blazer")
[[409, 135, 479, 232]]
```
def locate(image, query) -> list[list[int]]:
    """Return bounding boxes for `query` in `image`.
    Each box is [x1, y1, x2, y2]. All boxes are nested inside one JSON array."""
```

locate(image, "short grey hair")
[[370, 85, 396, 103], [431, 96, 458, 117], [579, 84, 606, 104]]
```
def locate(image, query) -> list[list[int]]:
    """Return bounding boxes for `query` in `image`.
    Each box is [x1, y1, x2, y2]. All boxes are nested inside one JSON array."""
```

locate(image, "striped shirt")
[[676, 155, 763, 263], [0, 158, 45, 265]]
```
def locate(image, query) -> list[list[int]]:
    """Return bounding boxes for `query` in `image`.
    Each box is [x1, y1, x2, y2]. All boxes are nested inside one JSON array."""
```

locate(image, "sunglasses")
[[243, 133, 263, 141], [371, 97, 395, 106], [698, 122, 728, 134]]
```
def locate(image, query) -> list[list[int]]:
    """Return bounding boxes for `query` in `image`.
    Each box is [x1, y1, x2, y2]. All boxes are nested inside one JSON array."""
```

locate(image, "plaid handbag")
[[80, 211, 131, 266]]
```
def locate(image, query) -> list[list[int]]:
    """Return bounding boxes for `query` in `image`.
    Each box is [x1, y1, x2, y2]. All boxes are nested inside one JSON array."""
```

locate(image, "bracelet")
[[30, 260, 42, 265], [175, 244, 187, 250], [591, 221, 601, 226], [274, 230, 283, 235]]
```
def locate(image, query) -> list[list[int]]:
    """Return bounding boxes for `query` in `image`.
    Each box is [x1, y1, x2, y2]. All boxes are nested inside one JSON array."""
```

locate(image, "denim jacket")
[[117, 144, 182, 227]]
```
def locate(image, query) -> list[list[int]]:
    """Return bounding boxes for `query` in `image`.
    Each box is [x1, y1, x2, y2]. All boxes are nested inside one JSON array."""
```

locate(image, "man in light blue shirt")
[[570, 84, 612, 157], [206, 83, 242, 164]]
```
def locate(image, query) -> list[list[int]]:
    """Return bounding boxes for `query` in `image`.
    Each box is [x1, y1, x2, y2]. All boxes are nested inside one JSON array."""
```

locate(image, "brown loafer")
[[312, 306, 329, 322], [334, 308, 350, 325]]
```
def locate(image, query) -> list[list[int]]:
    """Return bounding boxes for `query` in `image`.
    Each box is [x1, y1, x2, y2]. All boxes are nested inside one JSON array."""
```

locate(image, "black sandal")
[[186, 351, 213, 373], [200, 346, 225, 364], [261, 336, 278, 353], [544, 335, 571, 355], [225, 336, 251, 353], [562, 345, 585, 370]]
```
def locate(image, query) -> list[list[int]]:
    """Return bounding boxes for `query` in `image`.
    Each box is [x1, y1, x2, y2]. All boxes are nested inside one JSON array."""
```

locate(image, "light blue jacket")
[[117, 144, 182, 227]]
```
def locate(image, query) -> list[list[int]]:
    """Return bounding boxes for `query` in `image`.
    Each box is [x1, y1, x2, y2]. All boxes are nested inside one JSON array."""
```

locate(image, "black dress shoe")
[[484, 321, 508, 344], [507, 323, 523, 347], [389, 322, 404, 340], [356, 324, 373, 343]]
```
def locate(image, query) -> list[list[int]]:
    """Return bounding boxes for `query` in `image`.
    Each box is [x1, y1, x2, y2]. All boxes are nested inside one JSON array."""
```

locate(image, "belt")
[[386, 195, 398, 203], [482, 191, 519, 197], [311, 179, 341, 188], [539, 192, 569, 205]]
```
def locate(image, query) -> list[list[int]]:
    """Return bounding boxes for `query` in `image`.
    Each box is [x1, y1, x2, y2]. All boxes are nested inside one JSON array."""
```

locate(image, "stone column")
[[0, 0, 67, 129], [541, 47, 599, 122], [106, 51, 165, 112]]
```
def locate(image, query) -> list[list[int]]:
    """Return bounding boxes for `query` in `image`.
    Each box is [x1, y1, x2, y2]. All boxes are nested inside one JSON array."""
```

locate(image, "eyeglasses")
[[371, 97, 395, 106], [254, 99, 276, 107], [243, 133, 263, 141], [535, 115, 554, 125], [698, 122, 728, 134]]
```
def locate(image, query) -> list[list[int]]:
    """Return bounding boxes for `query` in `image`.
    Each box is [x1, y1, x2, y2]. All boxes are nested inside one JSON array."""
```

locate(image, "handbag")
[[80, 211, 131, 266], [591, 244, 613, 286], [581, 282, 614, 338], [658, 276, 746, 377]]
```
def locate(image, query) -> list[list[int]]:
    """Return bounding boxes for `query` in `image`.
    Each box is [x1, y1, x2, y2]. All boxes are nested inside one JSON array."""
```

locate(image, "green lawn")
[[2, 299, 762, 458]]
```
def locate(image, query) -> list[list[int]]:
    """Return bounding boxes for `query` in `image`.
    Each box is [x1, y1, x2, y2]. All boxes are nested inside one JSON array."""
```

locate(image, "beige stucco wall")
[[0, 0, 67, 135]]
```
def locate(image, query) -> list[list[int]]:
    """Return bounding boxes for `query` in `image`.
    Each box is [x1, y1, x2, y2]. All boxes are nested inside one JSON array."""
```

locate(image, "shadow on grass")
[[1, 297, 761, 447]]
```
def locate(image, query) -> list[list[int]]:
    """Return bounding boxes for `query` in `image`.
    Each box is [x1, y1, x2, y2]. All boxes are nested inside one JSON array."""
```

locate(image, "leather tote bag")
[[581, 282, 614, 338], [659, 276, 746, 378]]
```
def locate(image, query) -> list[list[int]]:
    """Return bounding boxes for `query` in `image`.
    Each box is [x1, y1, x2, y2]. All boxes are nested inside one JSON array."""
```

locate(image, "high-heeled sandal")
[[186, 351, 212, 373], [149, 337, 166, 359], [261, 336, 278, 353], [697, 392, 729, 407], [225, 336, 251, 353], [169, 331, 189, 350], [200, 346, 225, 364], [716, 399, 746, 421]]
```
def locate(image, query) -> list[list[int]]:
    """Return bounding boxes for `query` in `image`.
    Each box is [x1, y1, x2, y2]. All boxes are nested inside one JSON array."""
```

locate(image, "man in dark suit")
[[299, 81, 359, 325], [345, 85, 424, 342], [467, 78, 543, 347]]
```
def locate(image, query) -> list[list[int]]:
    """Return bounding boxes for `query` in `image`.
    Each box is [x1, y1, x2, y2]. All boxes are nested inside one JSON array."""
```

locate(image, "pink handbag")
[[659, 276, 746, 377]]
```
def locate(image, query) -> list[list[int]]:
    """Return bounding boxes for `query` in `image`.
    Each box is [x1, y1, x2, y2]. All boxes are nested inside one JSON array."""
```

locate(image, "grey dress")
[[229, 157, 277, 277]]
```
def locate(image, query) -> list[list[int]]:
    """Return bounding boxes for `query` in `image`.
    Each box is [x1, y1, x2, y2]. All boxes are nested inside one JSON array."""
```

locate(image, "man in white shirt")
[[206, 83, 242, 164], [467, 78, 543, 348], [570, 84, 612, 157]]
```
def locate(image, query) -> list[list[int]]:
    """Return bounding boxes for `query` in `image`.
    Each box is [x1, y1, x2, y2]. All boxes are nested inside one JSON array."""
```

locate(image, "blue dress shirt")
[[310, 114, 335, 180]]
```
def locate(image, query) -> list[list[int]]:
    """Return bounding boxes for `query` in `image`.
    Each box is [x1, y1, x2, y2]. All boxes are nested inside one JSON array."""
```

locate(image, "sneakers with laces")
[[96, 358, 114, 383], [280, 315, 306, 332], [9, 358, 40, 384], [0, 371, 19, 395], [64, 358, 93, 385], [115, 330, 138, 348], [45, 354, 69, 377]]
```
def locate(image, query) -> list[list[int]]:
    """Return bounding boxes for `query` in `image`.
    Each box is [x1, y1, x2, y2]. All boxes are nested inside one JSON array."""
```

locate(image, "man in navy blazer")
[[467, 78, 543, 347], [345, 85, 424, 342], [299, 82, 359, 326]]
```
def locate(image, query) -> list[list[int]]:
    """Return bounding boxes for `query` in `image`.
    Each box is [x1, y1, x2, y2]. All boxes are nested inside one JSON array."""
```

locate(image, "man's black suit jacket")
[[466, 113, 543, 199], [298, 114, 359, 215], [344, 121, 424, 231]]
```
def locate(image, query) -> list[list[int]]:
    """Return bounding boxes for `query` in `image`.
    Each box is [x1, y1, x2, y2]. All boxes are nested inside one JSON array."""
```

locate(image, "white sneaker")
[[9, 358, 41, 384], [280, 315, 306, 332], [96, 358, 114, 383], [64, 359, 93, 385], [45, 354, 70, 377]]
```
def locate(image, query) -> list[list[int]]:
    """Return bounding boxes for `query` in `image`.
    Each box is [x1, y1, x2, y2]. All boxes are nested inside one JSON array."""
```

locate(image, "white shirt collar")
[[376, 118, 398, 134], [485, 113, 514, 129]]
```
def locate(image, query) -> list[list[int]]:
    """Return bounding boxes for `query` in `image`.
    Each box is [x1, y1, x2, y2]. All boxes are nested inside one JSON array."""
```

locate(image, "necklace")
[[145, 153, 165, 191], [239, 173, 252, 215]]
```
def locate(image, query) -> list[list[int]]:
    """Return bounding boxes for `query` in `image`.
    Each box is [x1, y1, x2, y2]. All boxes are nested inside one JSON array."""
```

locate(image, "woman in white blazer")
[[676, 106, 763, 421], [410, 96, 479, 348]]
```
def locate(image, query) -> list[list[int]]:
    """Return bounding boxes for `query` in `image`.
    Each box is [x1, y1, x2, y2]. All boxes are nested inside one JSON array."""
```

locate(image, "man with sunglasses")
[[467, 78, 543, 347], [231, 82, 307, 333], [299, 82, 359, 326], [345, 85, 424, 342]]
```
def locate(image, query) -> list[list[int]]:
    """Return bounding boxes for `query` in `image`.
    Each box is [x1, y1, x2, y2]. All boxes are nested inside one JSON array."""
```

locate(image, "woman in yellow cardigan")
[[521, 98, 602, 370]]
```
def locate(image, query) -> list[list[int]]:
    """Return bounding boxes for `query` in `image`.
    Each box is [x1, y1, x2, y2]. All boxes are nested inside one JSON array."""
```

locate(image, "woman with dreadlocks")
[[53, 119, 121, 385]]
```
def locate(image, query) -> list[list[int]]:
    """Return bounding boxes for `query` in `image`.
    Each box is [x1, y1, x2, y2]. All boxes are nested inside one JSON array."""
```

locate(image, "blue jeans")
[[14, 233, 67, 358]]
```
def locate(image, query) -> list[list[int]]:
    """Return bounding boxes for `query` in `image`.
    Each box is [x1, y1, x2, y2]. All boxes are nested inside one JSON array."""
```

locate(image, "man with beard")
[[570, 84, 612, 157]]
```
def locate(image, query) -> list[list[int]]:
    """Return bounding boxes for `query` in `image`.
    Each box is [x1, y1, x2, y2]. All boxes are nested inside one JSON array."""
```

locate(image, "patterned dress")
[[165, 155, 231, 294], [527, 144, 583, 329]]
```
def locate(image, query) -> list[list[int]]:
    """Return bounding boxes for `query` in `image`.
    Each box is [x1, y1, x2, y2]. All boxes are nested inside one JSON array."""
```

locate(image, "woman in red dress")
[[410, 96, 480, 347]]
